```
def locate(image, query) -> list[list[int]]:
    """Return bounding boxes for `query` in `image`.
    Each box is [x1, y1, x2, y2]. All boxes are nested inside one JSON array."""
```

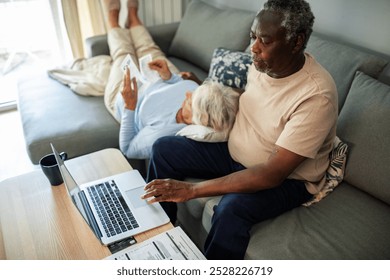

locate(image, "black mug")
[[39, 152, 68, 186]]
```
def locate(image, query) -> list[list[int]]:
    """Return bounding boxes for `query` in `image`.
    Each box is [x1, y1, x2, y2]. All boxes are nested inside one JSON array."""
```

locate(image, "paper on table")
[[104, 226, 206, 260]]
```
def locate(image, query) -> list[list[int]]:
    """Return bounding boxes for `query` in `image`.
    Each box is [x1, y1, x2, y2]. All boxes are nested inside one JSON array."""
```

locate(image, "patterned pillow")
[[208, 48, 252, 89], [303, 136, 349, 206]]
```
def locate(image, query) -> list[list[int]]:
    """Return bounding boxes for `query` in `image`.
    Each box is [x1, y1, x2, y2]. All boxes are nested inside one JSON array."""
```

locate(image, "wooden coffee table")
[[0, 148, 172, 260]]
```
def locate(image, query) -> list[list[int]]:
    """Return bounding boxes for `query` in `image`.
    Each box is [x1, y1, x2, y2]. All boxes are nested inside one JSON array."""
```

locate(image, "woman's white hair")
[[191, 80, 239, 132]]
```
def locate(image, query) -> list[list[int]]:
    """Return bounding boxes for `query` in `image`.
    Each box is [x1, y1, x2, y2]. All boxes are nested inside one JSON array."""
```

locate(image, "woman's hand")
[[148, 59, 172, 81], [142, 179, 195, 203], [121, 66, 138, 111]]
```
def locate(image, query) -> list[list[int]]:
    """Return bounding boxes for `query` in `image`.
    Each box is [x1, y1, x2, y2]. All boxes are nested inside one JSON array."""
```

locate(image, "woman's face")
[[181, 92, 193, 124]]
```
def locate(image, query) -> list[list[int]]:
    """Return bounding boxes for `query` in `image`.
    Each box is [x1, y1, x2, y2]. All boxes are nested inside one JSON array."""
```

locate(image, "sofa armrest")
[[85, 34, 109, 57], [84, 22, 179, 58], [147, 22, 180, 54]]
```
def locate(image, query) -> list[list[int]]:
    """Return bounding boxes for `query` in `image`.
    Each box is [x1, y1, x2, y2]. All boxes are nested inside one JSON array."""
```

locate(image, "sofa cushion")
[[306, 34, 388, 112], [208, 48, 252, 89], [168, 1, 255, 71], [167, 57, 208, 81], [337, 71, 390, 204], [201, 186, 390, 259], [246, 183, 390, 259], [17, 69, 120, 164], [202, 196, 222, 232], [201, 184, 390, 259]]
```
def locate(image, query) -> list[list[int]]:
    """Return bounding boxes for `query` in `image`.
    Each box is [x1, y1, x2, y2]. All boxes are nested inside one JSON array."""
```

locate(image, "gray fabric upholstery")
[[148, 22, 180, 55], [167, 57, 208, 80], [245, 183, 390, 260], [337, 71, 390, 204], [168, 1, 255, 71], [177, 202, 209, 249], [85, 34, 109, 58], [306, 34, 388, 111], [17, 69, 120, 164], [202, 197, 222, 233]]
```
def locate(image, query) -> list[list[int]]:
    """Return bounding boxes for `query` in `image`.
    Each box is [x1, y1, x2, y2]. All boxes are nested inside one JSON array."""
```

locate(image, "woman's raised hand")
[[121, 66, 138, 111], [148, 59, 172, 81]]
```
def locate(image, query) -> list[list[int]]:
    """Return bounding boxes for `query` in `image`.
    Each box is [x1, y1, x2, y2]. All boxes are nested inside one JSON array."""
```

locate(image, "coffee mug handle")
[[59, 152, 68, 161]]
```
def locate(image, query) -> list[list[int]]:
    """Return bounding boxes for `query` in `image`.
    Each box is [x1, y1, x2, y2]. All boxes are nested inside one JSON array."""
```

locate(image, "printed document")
[[104, 226, 206, 260], [120, 54, 160, 85]]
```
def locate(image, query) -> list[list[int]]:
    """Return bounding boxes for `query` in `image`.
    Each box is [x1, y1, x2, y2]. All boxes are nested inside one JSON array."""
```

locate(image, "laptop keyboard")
[[87, 180, 139, 237]]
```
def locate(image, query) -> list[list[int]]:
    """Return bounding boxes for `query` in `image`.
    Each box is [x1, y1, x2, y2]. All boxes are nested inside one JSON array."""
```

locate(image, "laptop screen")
[[50, 143, 92, 229], [51, 143, 80, 197]]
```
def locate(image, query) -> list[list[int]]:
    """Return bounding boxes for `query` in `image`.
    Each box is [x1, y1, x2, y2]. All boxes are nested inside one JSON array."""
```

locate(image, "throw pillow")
[[306, 34, 388, 111], [176, 125, 229, 143], [303, 136, 349, 206], [208, 48, 252, 90]]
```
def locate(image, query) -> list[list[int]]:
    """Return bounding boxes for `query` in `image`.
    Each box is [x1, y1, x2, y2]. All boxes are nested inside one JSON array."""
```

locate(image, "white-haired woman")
[[105, 0, 240, 159], [118, 62, 239, 159], [176, 80, 240, 143]]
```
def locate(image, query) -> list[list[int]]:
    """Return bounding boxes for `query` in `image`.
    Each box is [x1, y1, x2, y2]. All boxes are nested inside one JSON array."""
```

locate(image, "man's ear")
[[292, 33, 305, 53]]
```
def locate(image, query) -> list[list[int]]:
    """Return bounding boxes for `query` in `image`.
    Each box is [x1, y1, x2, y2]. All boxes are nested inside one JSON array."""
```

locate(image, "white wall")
[[309, 0, 390, 59], [119, 0, 183, 27], [195, 0, 390, 60]]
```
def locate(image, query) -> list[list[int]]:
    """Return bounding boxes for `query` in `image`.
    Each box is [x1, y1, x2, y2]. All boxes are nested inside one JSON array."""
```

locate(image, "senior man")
[[142, 0, 338, 260]]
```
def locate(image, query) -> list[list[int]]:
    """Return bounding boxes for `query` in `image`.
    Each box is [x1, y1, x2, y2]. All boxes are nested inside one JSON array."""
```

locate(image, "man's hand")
[[142, 179, 195, 203], [121, 66, 138, 111], [142, 146, 307, 204], [148, 59, 172, 80], [180, 71, 202, 85]]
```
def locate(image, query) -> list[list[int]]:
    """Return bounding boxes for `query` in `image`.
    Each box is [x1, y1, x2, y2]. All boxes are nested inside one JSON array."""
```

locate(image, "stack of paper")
[[104, 226, 206, 260]]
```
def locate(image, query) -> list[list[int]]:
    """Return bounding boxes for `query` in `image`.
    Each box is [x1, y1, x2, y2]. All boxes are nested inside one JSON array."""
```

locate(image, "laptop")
[[50, 143, 170, 246]]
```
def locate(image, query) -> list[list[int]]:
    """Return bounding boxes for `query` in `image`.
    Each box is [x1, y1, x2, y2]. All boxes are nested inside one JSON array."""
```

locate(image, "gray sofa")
[[17, 0, 390, 259]]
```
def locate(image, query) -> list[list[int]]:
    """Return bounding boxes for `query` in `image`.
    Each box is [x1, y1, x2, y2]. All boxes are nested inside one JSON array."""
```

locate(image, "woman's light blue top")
[[116, 74, 199, 159]]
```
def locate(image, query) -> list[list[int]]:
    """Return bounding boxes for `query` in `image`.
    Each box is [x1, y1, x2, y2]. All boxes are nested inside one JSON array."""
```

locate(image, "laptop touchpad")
[[125, 186, 148, 209]]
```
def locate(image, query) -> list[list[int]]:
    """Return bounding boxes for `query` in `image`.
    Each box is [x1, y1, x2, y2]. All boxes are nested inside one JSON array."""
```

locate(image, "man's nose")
[[251, 39, 260, 54]]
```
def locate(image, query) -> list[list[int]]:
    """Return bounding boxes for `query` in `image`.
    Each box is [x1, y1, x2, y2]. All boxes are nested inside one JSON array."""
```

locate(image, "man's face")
[[250, 10, 297, 78]]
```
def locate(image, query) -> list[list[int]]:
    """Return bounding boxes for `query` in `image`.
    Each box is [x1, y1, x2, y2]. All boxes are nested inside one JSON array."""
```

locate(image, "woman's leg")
[[128, 6, 179, 75], [103, 1, 138, 118]]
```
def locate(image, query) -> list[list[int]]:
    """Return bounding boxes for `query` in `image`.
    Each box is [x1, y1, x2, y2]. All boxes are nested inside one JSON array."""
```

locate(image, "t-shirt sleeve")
[[276, 95, 337, 159]]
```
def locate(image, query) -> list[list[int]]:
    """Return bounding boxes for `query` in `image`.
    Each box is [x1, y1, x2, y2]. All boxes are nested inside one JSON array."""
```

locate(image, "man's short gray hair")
[[191, 80, 239, 132], [263, 0, 315, 49]]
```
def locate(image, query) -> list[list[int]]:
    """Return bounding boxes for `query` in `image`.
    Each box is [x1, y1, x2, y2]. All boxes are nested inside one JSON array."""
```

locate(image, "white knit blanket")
[[47, 55, 112, 97]]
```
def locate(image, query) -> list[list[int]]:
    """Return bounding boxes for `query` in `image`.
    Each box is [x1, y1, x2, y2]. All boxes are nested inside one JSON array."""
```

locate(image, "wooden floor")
[[0, 55, 56, 182], [0, 109, 38, 182]]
